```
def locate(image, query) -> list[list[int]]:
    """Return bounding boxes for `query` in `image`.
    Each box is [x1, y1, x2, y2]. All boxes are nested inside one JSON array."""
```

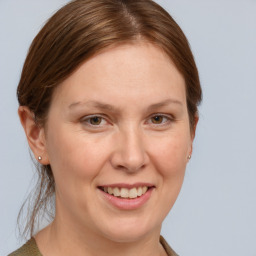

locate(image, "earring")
[[187, 155, 191, 160], [38, 156, 42, 160]]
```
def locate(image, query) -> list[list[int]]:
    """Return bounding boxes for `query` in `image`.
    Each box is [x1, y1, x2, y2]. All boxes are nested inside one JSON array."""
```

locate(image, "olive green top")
[[8, 238, 42, 256], [9, 236, 178, 256]]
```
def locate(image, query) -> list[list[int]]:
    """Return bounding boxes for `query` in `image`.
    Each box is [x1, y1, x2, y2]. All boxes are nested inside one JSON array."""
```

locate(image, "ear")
[[18, 106, 49, 165]]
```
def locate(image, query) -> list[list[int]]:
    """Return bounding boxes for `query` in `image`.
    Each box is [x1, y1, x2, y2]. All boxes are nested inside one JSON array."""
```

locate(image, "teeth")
[[107, 187, 113, 194], [120, 188, 129, 198], [129, 188, 137, 199], [102, 186, 149, 199], [113, 187, 120, 197], [137, 187, 142, 196]]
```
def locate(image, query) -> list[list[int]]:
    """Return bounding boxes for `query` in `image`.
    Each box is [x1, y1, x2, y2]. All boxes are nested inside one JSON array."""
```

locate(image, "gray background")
[[0, 0, 255, 255]]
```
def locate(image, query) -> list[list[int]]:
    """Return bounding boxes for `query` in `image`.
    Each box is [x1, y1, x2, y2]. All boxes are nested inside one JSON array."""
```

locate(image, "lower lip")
[[98, 187, 154, 210]]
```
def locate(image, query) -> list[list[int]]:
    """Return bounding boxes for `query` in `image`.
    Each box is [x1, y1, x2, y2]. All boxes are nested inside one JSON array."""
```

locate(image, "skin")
[[19, 42, 196, 256]]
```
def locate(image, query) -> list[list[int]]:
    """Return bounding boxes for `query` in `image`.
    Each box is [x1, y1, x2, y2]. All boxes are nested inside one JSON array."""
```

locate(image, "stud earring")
[[187, 155, 191, 160], [38, 156, 42, 160]]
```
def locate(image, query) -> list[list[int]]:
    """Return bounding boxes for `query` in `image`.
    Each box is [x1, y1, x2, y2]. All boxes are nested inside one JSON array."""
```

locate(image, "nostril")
[[116, 164, 126, 170], [115, 163, 146, 172]]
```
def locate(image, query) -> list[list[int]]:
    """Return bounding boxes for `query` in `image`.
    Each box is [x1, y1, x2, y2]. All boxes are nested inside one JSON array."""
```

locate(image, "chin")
[[99, 217, 160, 243], [104, 230, 151, 243]]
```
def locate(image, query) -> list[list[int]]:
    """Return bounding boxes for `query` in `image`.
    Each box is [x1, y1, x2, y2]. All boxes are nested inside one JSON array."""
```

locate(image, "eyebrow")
[[68, 99, 182, 112], [68, 101, 116, 111], [146, 99, 182, 111]]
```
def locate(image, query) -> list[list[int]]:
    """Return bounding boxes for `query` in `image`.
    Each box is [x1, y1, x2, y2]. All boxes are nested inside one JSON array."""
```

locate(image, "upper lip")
[[98, 183, 155, 189]]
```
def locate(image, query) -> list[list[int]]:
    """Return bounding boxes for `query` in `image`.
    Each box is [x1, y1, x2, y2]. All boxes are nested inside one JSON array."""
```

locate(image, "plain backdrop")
[[0, 0, 256, 255]]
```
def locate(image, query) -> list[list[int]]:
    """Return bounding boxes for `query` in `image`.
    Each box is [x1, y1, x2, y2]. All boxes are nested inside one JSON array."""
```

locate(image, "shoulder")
[[8, 238, 42, 256], [160, 236, 179, 256]]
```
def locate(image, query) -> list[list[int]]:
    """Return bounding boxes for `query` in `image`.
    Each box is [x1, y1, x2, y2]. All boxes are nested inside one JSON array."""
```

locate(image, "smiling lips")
[[98, 184, 154, 210], [101, 186, 149, 199]]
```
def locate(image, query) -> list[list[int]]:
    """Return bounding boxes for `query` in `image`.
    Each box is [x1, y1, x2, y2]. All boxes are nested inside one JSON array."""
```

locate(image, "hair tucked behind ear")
[[17, 0, 202, 238]]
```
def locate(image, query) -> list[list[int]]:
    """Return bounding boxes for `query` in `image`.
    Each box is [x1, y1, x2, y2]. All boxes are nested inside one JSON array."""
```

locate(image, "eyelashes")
[[85, 116, 106, 126], [146, 114, 173, 126], [80, 113, 174, 129], [80, 115, 109, 128]]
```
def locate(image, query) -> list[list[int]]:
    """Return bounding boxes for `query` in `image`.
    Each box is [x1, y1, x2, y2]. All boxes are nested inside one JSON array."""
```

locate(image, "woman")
[[9, 0, 201, 255]]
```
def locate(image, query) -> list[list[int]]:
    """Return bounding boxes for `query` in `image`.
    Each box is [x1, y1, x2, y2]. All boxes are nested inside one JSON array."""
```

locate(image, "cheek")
[[45, 126, 109, 184], [149, 131, 191, 177]]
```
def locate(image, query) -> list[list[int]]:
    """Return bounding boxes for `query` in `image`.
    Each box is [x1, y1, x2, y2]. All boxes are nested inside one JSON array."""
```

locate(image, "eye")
[[151, 115, 164, 124], [81, 115, 108, 127], [89, 116, 103, 125], [147, 114, 173, 126]]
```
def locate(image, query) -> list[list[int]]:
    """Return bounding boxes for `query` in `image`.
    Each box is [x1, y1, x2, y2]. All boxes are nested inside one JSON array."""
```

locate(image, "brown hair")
[[17, 0, 202, 237]]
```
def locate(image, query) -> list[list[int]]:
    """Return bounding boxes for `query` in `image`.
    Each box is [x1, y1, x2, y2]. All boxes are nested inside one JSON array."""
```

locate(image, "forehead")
[[52, 42, 186, 108]]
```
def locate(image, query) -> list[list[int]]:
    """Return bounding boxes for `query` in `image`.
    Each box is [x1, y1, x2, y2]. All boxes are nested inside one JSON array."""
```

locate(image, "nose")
[[110, 127, 148, 173]]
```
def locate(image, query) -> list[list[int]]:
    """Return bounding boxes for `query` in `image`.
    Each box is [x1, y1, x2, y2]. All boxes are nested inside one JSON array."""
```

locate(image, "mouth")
[[99, 186, 150, 199], [98, 184, 155, 210]]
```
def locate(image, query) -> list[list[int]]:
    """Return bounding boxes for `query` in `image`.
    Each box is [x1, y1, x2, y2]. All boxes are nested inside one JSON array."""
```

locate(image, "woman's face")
[[43, 42, 194, 242]]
